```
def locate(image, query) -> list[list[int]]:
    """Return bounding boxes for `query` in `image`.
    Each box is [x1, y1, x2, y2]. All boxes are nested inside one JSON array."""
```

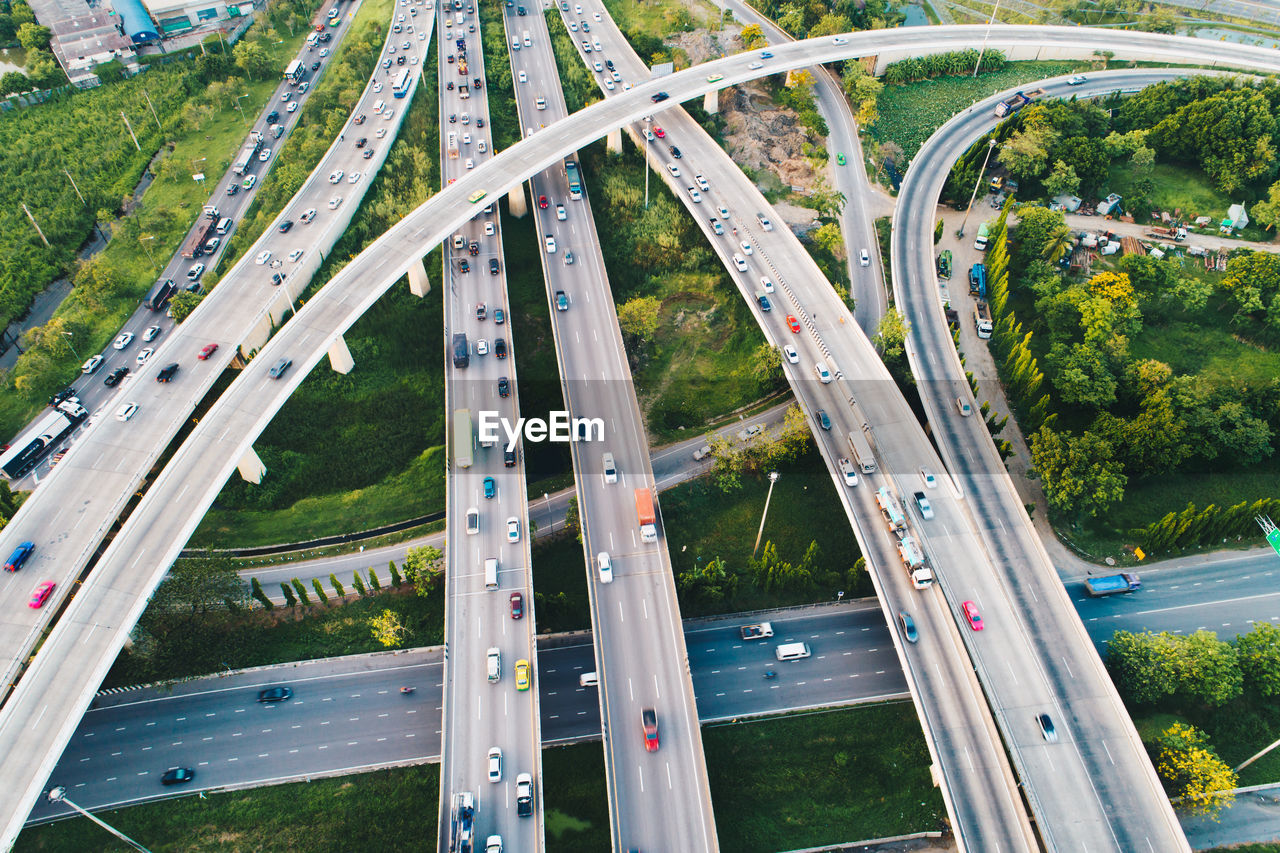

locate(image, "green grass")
[[103, 585, 443, 688], [601, 0, 722, 43], [541, 743, 612, 851], [14, 764, 440, 852], [1129, 316, 1280, 388], [531, 533, 591, 632]]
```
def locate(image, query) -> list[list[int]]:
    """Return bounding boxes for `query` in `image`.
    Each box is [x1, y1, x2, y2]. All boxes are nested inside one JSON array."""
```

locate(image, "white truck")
[[896, 536, 935, 589], [740, 622, 773, 640]]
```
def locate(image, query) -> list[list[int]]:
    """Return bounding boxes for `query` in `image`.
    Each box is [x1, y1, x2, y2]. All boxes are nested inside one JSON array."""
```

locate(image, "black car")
[[489, 258, 499, 275], [311, 61, 321, 71], [494, 337, 507, 359], [258, 686, 293, 703], [449, 113, 457, 123], [156, 362, 178, 383], [103, 366, 129, 387], [226, 183, 240, 196], [670, 146, 682, 159], [318, 31, 331, 42], [362, 149, 374, 159], [161, 767, 195, 785], [605, 59, 615, 69], [271, 272, 285, 286], [498, 377, 510, 397], [503, 448, 516, 467], [651, 91, 669, 103], [493, 308, 505, 325], [397, 55, 406, 65], [447, 80, 454, 90], [476, 117, 484, 128], [355, 137, 367, 148], [279, 220, 293, 233], [473, 77, 482, 89], [267, 110, 279, 124]]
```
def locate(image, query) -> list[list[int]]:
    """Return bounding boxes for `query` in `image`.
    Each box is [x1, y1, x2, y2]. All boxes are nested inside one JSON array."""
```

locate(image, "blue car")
[[4, 541, 34, 572], [483, 477, 496, 499]]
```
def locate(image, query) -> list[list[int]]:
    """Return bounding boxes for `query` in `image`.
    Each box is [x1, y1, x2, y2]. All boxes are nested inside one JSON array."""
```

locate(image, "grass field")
[[14, 764, 440, 852]]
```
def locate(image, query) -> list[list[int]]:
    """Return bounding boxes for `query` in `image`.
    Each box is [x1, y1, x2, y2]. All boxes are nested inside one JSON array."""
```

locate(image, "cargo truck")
[[180, 218, 219, 259], [994, 87, 1044, 117], [740, 622, 773, 640], [232, 132, 264, 176], [973, 301, 993, 339], [937, 249, 952, 280], [634, 487, 657, 543], [1146, 225, 1186, 241], [896, 535, 935, 589], [1084, 572, 1141, 596], [968, 262, 987, 297], [144, 278, 178, 311], [974, 222, 991, 251], [875, 487, 907, 535]]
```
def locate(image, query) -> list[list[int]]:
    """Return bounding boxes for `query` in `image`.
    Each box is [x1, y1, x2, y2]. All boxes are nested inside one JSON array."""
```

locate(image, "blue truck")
[[1084, 573, 1141, 596]]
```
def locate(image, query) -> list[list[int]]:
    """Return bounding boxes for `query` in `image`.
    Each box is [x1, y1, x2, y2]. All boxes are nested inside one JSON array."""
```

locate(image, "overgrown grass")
[[531, 533, 590, 632], [14, 764, 440, 852], [601, 0, 722, 44], [541, 742, 612, 851]]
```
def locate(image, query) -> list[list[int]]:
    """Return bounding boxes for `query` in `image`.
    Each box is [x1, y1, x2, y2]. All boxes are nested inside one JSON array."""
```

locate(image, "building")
[[111, 0, 159, 43], [141, 0, 255, 38], [28, 0, 136, 84]]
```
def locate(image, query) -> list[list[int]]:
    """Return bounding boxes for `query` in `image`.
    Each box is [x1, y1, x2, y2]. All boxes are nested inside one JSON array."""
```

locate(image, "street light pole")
[[957, 138, 997, 238], [233, 93, 250, 125], [752, 471, 780, 557], [47, 787, 152, 853], [643, 117, 652, 209], [140, 235, 158, 272], [62, 332, 79, 360], [973, 0, 1003, 77]]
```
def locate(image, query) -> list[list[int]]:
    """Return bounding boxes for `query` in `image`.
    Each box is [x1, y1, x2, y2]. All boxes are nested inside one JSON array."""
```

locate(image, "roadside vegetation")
[[0, 0, 320, 440]]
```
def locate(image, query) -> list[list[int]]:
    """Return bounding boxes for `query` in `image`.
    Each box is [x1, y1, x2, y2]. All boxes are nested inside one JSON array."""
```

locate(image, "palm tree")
[[1041, 224, 1075, 264]]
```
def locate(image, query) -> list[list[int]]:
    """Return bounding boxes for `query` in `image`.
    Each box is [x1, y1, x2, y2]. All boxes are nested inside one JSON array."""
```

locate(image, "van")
[[596, 552, 613, 583], [216, 217, 233, 235], [452, 333, 470, 368], [775, 642, 811, 661], [484, 557, 498, 589], [602, 452, 617, 484], [487, 647, 501, 681], [511, 37, 520, 50], [466, 507, 479, 535], [579, 672, 598, 687], [522, 31, 531, 46], [373, 99, 386, 114]]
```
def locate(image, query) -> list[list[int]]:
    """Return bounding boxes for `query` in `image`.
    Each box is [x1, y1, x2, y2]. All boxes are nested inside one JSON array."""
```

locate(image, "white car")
[[301, 208, 317, 223], [115, 402, 139, 422], [463, 133, 471, 144], [604, 79, 615, 91], [280, 92, 291, 102], [518, 70, 527, 83], [113, 332, 133, 350], [143, 325, 161, 342], [258, 147, 272, 162], [687, 186, 702, 203], [732, 253, 748, 272], [593, 10, 601, 18], [487, 747, 502, 782], [544, 235, 556, 253], [287, 101, 299, 113], [666, 163, 681, 177], [135, 347, 154, 365], [921, 468, 938, 489], [555, 205, 566, 221], [329, 170, 344, 184], [740, 240, 754, 256], [328, 196, 343, 209], [535, 96, 546, 110], [478, 140, 488, 153], [348, 172, 361, 183], [376, 128, 388, 138], [465, 158, 475, 170], [1066, 74, 1087, 85], [254, 250, 272, 265], [832, 35, 848, 44], [782, 344, 799, 364], [569, 21, 578, 31], [838, 457, 859, 487], [716, 205, 730, 220], [695, 173, 710, 192], [476, 339, 489, 356], [860, 248, 870, 266], [373, 82, 383, 92], [289, 249, 304, 262], [760, 276, 774, 293], [466, 507, 480, 535], [484, 222, 495, 236], [749, 60, 763, 69], [506, 517, 520, 543]]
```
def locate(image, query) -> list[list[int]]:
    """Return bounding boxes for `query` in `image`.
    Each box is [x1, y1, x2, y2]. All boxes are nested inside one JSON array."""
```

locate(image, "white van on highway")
[[775, 642, 811, 661]]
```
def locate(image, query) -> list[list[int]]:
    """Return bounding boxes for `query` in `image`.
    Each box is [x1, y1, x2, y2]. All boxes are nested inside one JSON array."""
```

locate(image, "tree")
[[875, 308, 909, 374], [24, 49, 62, 88], [1177, 630, 1243, 706], [1250, 179, 1280, 232], [1107, 630, 1181, 704], [370, 609, 410, 648], [291, 577, 310, 605], [311, 578, 329, 604], [812, 222, 843, 256], [404, 545, 443, 596], [1236, 622, 1280, 697], [1221, 250, 1280, 323], [168, 290, 204, 323], [16, 22, 50, 51], [148, 550, 247, 615], [806, 12, 851, 38], [368, 567, 382, 591], [739, 23, 767, 49], [617, 295, 661, 342], [330, 572, 346, 599], [233, 40, 275, 81], [1029, 425, 1126, 518], [1155, 723, 1237, 818], [0, 70, 30, 96], [1045, 342, 1117, 409], [250, 577, 273, 610], [1042, 159, 1080, 198], [280, 582, 297, 607], [997, 122, 1058, 183], [750, 342, 783, 388], [1011, 205, 1067, 269]]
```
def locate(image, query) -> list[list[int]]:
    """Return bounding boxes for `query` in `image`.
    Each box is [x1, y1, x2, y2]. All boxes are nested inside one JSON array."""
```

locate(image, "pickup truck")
[[740, 622, 773, 640], [693, 445, 712, 461], [1084, 572, 1141, 596]]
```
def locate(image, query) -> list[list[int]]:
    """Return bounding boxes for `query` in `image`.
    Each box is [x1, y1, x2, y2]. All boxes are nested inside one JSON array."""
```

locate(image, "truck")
[[973, 301, 993, 339], [692, 444, 712, 461], [875, 486, 907, 535], [1084, 572, 1141, 596], [896, 535, 935, 589], [740, 622, 773, 640], [937, 249, 952, 280], [232, 133, 264, 176], [1096, 193, 1122, 216], [634, 487, 657, 543], [1146, 225, 1187, 241], [968, 262, 987, 297], [973, 222, 990, 252], [144, 278, 178, 311], [449, 791, 475, 853], [994, 87, 1044, 117], [846, 425, 877, 474], [452, 333, 470, 368], [180, 218, 219, 259]]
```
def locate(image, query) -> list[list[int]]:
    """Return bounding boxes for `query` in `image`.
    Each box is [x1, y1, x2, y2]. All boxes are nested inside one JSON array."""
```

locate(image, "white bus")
[[392, 67, 412, 98], [283, 59, 304, 84]]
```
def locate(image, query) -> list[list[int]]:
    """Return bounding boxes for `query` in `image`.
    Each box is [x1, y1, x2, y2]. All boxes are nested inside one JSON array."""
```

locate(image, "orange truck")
[[634, 488, 657, 543]]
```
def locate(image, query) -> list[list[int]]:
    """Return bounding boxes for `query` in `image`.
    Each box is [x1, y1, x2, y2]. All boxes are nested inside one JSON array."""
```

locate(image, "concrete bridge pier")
[[328, 336, 354, 374], [703, 89, 719, 114], [606, 127, 623, 153], [237, 446, 267, 484], [508, 184, 528, 217], [408, 258, 431, 297]]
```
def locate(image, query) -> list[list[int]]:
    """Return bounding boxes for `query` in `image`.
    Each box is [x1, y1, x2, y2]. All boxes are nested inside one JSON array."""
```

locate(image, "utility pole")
[[47, 788, 152, 853], [140, 235, 158, 271], [120, 110, 141, 151], [973, 0, 1003, 77], [141, 89, 163, 132], [957, 138, 997, 238], [752, 470, 780, 557], [643, 117, 652, 209], [233, 92, 250, 125], [62, 332, 79, 359], [63, 169, 86, 205], [21, 203, 50, 247]]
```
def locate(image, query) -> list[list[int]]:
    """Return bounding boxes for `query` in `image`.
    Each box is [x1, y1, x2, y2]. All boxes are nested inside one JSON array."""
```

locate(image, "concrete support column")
[[508, 184, 528, 218], [703, 89, 719, 114], [408, 257, 431, 297], [244, 310, 274, 355], [606, 127, 623, 153], [328, 335, 355, 375], [238, 446, 267, 484]]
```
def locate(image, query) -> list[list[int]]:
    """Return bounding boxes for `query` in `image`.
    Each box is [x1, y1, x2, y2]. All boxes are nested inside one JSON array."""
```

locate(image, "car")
[[301, 208, 317, 223], [186, 264, 205, 281], [464, 159, 474, 170], [860, 248, 870, 266], [160, 767, 195, 786], [143, 325, 161, 342], [198, 343, 218, 360], [604, 79, 615, 90], [504, 448, 516, 467], [732, 253, 748, 272], [362, 149, 374, 159], [836, 152, 846, 165], [278, 219, 295, 234], [748, 60, 763, 70], [653, 125, 665, 138], [115, 402, 138, 422], [707, 73, 723, 83], [782, 344, 799, 364], [1037, 713, 1059, 742], [242, 174, 257, 190], [518, 69, 527, 82], [268, 358, 293, 379], [832, 35, 848, 44], [257, 686, 293, 702], [921, 468, 937, 489], [760, 276, 775, 293], [227, 182, 240, 196], [738, 424, 762, 441], [593, 10, 601, 18], [695, 174, 710, 192], [761, 50, 773, 58], [815, 360, 832, 383], [1066, 74, 1087, 85], [483, 476, 496, 499], [5, 542, 34, 573], [267, 109, 280, 123], [329, 169, 344, 184], [555, 204, 566, 221], [914, 491, 934, 520], [156, 363, 178, 382], [136, 347, 154, 365], [651, 91, 669, 102], [254, 250, 272, 265], [555, 291, 569, 311], [353, 113, 366, 124], [328, 196, 343, 209], [510, 591, 523, 619], [495, 337, 507, 358], [786, 314, 801, 333], [376, 127, 388, 138], [838, 457, 858, 487], [27, 580, 55, 609], [289, 249, 304, 262], [956, 397, 973, 417], [494, 308, 505, 325], [899, 611, 919, 643], [816, 410, 831, 431], [962, 600, 984, 631], [506, 517, 520, 543], [740, 240, 754, 256], [687, 186, 701, 202], [311, 61, 321, 71], [516, 772, 533, 817], [709, 218, 724, 235], [259, 147, 272, 162], [348, 172, 362, 183], [113, 332, 134, 350], [498, 377, 510, 398], [514, 659, 530, 691], [581, 40, 591, 52], [544, 235, 556, 253], [716, 205, 730, 220], [535, 96, 546, 110], [757, 293, 771, 312], [103, 366, 129, 387], [476, 302, 488, 320], [642, 708, 659, 751], [487, 746, 503, 782]]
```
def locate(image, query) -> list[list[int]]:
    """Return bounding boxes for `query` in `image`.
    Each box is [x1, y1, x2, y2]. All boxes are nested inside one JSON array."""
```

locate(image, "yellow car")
[[515, 659, 531, 691], [468, 189, 487, 204]]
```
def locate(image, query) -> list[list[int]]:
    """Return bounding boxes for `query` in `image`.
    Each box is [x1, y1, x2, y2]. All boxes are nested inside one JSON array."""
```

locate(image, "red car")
[[962, 600, 984, 631], [786, 314, 801, 333], [510, 591, 523, 620], [197, 343, 218, 360], [642, 708, 659, 752], [538, 195, 549, 209], [653, 126, 665, 138], [353, 114, 366, 125], [28, 580, 55, 609]]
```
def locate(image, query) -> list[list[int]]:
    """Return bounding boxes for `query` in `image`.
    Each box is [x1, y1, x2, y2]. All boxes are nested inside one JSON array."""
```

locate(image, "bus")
[[392, 67, 412, 98], [453, 408, 474, 469], [283, 59, 305, 84], [564, 159, 582, 200], [1, 398, 88, 480]]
